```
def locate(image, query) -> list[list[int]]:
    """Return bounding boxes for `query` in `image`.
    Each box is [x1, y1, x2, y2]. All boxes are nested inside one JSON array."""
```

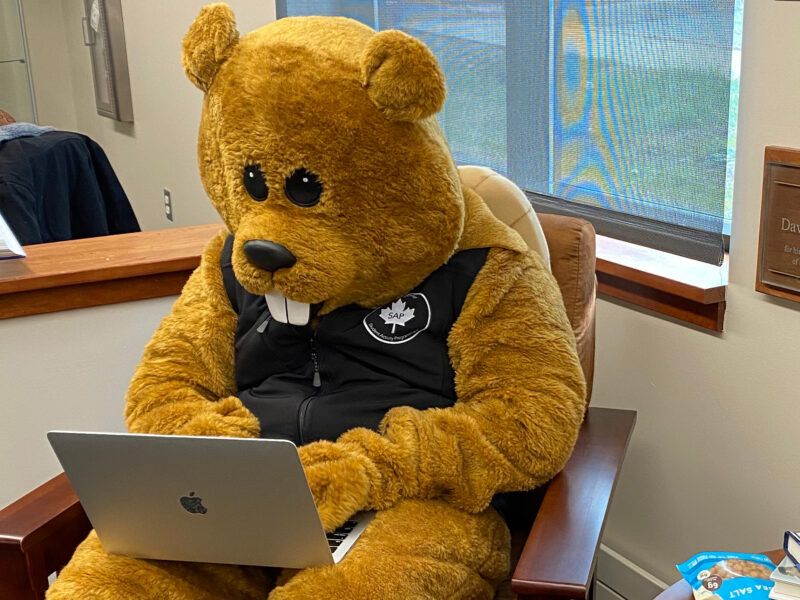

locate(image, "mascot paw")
[[176, 397, 260, 438], [299, 441, 374, 531]]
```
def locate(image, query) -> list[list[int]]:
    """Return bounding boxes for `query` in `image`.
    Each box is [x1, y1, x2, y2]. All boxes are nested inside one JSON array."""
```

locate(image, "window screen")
[[277, 1, 743, 265]]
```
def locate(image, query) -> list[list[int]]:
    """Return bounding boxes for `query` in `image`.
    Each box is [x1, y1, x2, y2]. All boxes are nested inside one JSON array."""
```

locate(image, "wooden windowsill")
[[0, 224, 728, 331], [596, 235, 728, 332], [0, 224, 223, 319]]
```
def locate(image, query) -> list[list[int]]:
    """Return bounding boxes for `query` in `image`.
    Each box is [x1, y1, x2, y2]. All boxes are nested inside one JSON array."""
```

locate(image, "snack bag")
[[677, 553, 775, 600]]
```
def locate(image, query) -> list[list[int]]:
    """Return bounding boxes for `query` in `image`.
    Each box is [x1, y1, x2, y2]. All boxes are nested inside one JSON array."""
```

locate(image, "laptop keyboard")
[[326, 519, 359, 551]]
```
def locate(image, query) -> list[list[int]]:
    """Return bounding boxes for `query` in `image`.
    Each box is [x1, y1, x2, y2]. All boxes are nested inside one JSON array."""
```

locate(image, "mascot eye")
[[243, 164, 269, 201], [285, 168, 323, 207]]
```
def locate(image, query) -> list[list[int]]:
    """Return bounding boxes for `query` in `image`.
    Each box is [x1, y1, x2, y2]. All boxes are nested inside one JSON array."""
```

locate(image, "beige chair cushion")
[[458, 165, 550, 269]]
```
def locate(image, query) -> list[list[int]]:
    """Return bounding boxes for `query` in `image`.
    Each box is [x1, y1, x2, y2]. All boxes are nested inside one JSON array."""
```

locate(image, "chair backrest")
[[458, 166, 597, 403], [458, 166, 551, 268]]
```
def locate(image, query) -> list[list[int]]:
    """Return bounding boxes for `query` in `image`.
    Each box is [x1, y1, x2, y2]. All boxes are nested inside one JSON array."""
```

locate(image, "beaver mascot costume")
[[47, 4, 585, 599]]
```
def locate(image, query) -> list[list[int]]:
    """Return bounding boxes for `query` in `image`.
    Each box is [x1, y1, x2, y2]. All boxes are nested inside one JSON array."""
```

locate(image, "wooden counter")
[[0, 220, 727, 331], [0, 224, 223, 319]]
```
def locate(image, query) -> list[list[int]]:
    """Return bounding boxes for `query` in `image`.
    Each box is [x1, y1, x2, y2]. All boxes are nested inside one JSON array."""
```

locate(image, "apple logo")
[[179, 491, 207, 514]]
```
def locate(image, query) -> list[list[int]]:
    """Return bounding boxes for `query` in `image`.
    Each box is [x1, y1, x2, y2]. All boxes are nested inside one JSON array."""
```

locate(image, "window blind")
[[277, 1, 743, 265]]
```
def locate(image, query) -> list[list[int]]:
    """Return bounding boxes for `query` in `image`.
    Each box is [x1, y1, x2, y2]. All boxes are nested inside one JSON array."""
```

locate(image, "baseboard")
[[596, 580, 627, 600], [597, 544, 669, 600]]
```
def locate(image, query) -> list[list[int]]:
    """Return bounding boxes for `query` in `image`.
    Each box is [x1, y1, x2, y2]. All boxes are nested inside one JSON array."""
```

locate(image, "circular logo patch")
[[363, 293, 431, 344]]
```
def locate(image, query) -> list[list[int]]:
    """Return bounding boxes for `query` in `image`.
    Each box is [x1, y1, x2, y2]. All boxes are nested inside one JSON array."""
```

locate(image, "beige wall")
[[19, 0, 76, 130], [0, 297, 175, 510], [595, 0, 800, 583], [21, 0, 276, 231], [0, 0, 37, 123]]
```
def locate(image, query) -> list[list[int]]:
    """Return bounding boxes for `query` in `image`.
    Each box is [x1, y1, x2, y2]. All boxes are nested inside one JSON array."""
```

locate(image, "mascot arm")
[[123, 231, 260, 439], [301, 248, 586, 529]]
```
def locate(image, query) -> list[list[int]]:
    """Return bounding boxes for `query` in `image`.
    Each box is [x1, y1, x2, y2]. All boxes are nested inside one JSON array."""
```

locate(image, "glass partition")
[[0, 0, 36, 123]]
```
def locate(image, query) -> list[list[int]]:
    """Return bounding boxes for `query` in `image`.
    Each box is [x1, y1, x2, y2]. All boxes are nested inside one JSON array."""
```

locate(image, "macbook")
[[47, 431, 374, 569]]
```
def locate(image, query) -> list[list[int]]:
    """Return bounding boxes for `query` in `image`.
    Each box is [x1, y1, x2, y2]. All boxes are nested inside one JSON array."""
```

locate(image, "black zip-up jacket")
[[220, 236, 489, 445], [0, 131, 139, 244]]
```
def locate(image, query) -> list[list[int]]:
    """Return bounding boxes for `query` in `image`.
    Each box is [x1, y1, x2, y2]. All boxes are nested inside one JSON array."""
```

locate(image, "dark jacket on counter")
[[0, 130, 139, 245]]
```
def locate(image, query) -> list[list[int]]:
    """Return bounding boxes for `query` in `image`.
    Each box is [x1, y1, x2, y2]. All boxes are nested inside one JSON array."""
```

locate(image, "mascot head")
[[183, 4, 465, 321]]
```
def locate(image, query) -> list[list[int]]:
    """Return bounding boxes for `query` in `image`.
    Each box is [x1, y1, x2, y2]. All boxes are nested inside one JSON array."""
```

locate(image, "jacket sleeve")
[[336, 247, 587, 513], [123, 231, 260, 438]]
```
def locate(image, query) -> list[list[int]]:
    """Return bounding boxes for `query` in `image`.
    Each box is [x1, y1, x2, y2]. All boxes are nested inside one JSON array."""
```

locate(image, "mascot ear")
[[182, 3, 239, 92], [361, 30, 446, 122]]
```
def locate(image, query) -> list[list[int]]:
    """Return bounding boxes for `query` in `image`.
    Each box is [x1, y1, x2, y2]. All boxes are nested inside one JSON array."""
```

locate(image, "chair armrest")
[[511, 407, 636, 600], [0, 473, 91, 600]]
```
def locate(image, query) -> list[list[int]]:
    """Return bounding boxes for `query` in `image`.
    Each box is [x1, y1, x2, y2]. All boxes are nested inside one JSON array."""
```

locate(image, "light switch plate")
[[164, 188, 173, 222]]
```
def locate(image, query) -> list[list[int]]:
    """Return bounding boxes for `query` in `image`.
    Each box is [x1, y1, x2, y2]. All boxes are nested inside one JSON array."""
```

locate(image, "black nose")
[[243, 240, 297, 272]]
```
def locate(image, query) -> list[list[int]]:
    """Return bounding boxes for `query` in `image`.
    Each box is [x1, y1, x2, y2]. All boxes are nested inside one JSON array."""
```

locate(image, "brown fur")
[[193, 12, 465, 311], [182, 4, 239, 93], [361, 29, 447, 122], [48, 6, 585, 599]]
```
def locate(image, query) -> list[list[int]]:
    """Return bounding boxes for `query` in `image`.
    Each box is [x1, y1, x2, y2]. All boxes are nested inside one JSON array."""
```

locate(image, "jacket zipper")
[[298, 333, 322, 444], [256, 313, 271, 333], [311, 343, 321, 388]]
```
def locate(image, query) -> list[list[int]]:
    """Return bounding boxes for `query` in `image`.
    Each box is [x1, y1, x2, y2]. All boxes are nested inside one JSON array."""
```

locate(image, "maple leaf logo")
[[379, 299, 415, 334]]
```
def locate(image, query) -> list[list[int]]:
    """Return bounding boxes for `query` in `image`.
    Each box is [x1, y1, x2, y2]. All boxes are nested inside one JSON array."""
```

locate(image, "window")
[[277, 1, 743, 265]]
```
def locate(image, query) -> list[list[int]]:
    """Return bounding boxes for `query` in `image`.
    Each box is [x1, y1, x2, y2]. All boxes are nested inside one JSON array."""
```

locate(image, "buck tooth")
[[265, 290, 310, 326]]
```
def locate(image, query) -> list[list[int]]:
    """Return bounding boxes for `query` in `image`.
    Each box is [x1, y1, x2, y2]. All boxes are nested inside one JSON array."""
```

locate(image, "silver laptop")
[[47, 431, 374, 569]]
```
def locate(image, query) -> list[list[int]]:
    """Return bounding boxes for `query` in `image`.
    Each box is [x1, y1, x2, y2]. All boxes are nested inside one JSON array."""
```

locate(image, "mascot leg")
[[46, 530, 271, 599], [270, 499, 510, 600]]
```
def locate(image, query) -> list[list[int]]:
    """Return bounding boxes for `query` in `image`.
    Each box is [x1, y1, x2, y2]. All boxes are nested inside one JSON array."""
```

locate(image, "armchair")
[[0, 169, 635, 600]]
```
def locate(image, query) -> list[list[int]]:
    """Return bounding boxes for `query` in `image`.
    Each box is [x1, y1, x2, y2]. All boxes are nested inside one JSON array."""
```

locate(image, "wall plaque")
[[757, 147, 800, 301], [80, 0, 133, 122]]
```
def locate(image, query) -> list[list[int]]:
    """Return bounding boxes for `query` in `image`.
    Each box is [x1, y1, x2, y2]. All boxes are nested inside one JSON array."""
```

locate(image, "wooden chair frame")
[[0, 407, 634, 600]]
